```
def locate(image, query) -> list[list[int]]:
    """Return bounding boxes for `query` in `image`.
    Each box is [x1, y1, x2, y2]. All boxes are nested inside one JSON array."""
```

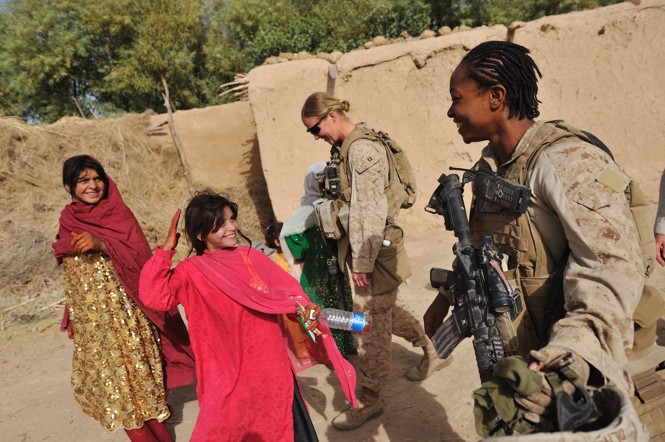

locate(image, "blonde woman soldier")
[[301, 92, 450, 430]]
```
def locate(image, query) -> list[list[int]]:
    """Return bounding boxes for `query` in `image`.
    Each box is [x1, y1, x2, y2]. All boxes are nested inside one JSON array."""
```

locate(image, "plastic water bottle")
[[319, 308, 372, 333]]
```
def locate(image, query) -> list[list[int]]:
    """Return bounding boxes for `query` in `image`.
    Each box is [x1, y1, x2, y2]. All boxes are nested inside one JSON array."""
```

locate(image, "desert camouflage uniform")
[[344, 137, 431, 399], [472, 121, 644, 393]]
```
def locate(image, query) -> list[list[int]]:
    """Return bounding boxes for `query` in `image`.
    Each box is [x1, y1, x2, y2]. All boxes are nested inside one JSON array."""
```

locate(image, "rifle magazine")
[[432, 314, 466, 359]]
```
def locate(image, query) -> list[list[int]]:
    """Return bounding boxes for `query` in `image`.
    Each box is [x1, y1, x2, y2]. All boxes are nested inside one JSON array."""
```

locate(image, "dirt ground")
[[2, 231, 664, 442], [0, 233, 479, 442]]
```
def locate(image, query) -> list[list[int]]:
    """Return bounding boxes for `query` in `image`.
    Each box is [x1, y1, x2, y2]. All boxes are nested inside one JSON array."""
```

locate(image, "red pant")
[[124, 419, 172, 442]]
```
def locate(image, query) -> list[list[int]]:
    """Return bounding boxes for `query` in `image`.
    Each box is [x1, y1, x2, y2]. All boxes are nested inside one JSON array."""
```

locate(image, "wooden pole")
[[73, 98, 85, 118], [161, 75, 196, 197]]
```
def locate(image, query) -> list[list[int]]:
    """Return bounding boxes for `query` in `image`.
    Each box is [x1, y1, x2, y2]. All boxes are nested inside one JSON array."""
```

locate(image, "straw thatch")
[[0, 113, 271, 328]]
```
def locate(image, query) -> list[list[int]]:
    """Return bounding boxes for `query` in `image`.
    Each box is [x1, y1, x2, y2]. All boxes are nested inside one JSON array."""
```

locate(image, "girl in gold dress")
[[53, 155, 195, 442]]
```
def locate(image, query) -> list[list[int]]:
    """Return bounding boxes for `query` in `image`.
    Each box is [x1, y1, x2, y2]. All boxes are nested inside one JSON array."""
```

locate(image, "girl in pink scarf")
[[140, 191, 357, 442], [53, 155, 195, 442]]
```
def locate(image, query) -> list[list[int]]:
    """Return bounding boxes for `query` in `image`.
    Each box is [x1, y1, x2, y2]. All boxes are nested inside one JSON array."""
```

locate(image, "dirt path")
[[2, 233, 663, 441], [0, 315, 477, 442], [0, 232, 483, 442]]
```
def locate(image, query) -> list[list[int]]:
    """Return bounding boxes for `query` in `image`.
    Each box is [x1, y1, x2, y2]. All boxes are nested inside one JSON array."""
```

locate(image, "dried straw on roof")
[[0, 113, 271, 329]]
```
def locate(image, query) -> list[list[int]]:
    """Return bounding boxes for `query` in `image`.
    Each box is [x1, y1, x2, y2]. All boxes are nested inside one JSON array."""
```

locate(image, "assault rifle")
[[448, 166, 531, 214], [425, 172, 524, 382]]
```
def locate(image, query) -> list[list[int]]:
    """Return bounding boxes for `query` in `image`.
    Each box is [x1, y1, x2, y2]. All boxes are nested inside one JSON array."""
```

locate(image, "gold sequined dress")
[[63, 252, 170, 431]]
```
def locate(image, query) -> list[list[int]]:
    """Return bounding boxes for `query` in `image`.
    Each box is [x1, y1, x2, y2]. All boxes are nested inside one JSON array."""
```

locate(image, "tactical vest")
[[468, 120, 658, 357], [328, 123, 412, 293], [333, 123, 411, 223]]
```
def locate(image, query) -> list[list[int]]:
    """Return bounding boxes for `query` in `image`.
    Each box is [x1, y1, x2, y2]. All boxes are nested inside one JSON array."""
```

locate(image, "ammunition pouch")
[[632, 370, 665, 440], [313, 198, 349, 240]]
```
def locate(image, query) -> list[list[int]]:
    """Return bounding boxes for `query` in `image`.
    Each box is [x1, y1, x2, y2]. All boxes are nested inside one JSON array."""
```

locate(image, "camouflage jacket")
[[343, 135, 390, 273], [472, 121, 643, 392]]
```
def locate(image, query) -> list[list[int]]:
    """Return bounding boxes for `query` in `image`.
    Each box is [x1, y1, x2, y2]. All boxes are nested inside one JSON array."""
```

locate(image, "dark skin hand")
[[165, 209, 182, 250], [296, 301, 322, 334], [306, 303, 322, 332], [70, 231, 108, 254], [423, 292, 451, 339], [66, 319, 75, 339], [656, 233, 665, 267]]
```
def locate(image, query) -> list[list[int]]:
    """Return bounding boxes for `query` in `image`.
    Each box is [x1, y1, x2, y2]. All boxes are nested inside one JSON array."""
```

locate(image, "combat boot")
[[406, 340, 452, 381], [331, 391, 384, 431]]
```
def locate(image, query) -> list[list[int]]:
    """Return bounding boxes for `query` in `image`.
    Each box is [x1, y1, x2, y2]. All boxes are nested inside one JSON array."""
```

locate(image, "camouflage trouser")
[[352, 285, 430, 398]]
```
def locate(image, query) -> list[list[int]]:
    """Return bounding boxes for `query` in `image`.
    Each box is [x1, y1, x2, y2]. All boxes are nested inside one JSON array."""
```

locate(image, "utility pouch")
[[495, 312, 519, 353], [313, 198, 349, 240], [372, 224, 412, 294]]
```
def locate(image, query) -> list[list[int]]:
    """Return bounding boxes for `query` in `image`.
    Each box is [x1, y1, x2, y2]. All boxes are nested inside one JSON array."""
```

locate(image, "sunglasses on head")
[[306, 107, 333, 136]]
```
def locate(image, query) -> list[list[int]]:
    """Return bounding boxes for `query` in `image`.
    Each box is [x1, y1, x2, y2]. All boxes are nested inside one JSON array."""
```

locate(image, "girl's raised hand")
[[165, 209, 182, 250]]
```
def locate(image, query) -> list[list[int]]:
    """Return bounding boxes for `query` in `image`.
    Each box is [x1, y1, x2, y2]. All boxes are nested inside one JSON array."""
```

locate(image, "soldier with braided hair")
[[424, 41, 655, 438], [459, 40, 542, 121]]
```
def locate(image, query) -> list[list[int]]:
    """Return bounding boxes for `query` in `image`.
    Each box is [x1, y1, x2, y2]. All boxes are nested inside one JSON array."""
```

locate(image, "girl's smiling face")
[[202, 206, 239, 251], [68, 168, 106, 205]]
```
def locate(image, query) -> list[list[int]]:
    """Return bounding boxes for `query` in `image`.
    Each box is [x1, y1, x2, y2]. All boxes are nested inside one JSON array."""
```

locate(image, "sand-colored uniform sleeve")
[[139, 246, 187, 312], [528, 139, 644, 391], [347, 138, 389, 273]]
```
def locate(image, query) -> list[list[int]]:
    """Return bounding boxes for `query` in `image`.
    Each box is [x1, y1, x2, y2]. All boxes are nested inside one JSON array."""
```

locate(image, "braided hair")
[[461, 41, 543, 120]]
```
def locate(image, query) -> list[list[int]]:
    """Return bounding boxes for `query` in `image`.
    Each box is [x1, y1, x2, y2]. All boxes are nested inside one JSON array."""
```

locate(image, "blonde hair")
[[301, 92, 350, 120]]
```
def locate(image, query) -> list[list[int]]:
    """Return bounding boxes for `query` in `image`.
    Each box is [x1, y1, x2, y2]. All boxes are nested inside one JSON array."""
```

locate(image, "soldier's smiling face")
[[447, 63, 497, 144], [303, 111, 340, 146]]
